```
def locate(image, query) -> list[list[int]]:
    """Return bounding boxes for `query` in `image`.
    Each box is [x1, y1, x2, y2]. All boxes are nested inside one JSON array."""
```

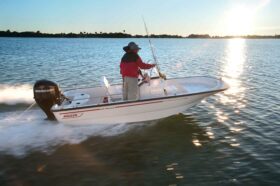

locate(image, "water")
[[0, 38, 279, 185]]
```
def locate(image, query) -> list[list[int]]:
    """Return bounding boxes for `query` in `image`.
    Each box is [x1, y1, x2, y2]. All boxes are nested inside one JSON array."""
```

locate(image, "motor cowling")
[[33, 80, 61, 120]]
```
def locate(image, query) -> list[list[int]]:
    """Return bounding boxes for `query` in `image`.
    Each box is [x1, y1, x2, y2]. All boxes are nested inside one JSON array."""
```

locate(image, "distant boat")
[[33, 76, 228, 125]]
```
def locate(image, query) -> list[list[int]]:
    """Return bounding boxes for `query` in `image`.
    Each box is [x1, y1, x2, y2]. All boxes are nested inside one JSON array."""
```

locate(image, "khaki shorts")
[[123, 77, 139, 101]]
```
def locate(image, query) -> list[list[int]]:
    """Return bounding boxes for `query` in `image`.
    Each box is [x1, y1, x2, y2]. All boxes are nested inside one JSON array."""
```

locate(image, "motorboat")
[[33, 76, 229, 125]]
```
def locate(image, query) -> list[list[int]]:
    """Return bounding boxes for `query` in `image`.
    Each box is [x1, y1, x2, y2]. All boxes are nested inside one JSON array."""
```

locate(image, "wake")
[[0, 84, 34, 105], [0, 110, 135, 157]]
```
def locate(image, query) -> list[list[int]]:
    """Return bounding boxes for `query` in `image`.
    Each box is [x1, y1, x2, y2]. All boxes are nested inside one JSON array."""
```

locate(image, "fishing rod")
[[142, 17, 166, 80]]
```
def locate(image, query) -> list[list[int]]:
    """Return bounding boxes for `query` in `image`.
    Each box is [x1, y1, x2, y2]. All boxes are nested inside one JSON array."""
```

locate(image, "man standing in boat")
[[120, 42, 155, 100]]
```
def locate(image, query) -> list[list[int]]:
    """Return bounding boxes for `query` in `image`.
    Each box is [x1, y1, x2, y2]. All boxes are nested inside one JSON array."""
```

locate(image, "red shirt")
[[120, 52, 154, 78]]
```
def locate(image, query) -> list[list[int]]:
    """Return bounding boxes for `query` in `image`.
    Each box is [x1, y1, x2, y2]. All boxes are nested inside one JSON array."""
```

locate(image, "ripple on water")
[[0, 38, 280, 185]]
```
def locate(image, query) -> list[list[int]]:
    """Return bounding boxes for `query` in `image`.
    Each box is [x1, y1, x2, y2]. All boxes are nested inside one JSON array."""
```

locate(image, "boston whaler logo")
[[62, 113, 83, 119]]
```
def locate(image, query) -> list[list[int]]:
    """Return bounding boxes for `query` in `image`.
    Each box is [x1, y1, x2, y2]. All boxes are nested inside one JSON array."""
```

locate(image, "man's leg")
[[127, 77, 138, 100], [122, 77, 128, 100]]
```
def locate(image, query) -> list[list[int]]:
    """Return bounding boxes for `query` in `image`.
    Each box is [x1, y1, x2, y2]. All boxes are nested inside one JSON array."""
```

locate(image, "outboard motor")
[[33, 80, 62, 120]]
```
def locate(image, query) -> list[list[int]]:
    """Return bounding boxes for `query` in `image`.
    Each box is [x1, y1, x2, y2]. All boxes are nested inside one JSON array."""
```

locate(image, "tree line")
[[0, 30, 279, 39], [0, 30, 183, 38]]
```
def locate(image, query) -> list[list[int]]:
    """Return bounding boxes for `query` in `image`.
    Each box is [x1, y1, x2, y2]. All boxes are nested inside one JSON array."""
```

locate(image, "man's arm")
[[136, 57, 155, 69]]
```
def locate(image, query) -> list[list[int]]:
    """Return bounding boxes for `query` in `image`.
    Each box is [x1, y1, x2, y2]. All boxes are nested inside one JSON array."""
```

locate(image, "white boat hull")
[[52, 76, 228, 125]]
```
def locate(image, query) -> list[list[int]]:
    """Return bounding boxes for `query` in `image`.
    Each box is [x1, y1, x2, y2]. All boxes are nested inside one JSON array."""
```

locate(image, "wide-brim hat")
[[123, 42, 141, 51]]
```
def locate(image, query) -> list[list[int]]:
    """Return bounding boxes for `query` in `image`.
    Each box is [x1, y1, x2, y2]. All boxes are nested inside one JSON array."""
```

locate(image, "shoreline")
[[1, 30, 280, 39], [1, 36, 280, 39]]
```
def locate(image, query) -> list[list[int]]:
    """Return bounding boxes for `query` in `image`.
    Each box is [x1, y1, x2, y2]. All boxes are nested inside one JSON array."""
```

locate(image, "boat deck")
[[53, 76, 227, 110]]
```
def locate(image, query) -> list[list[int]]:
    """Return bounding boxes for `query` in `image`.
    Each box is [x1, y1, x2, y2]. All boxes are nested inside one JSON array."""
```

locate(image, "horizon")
[[1, 29, 280, 38], [0, 0, 280, 36]]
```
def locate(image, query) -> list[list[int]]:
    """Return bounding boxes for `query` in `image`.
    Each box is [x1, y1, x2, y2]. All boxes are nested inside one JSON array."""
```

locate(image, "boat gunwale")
[[63, 76, 224, 91], [52, 81, 228, 113]]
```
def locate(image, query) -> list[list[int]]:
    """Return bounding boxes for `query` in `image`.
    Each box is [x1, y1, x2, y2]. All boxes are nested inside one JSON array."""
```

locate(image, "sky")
[[0, 0, 279, 36]]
